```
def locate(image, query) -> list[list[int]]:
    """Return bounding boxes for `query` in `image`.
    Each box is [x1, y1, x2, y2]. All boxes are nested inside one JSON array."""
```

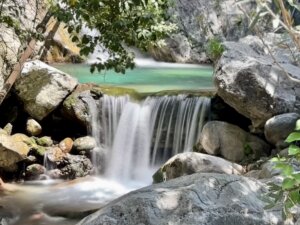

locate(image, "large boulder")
[[200, 121, 270, 162], [264, 113, 300, 147], [153, 152, 244, 183], [214, 36, 300, 128], [14, 60, 78, 120], [0, 134, 31, 171], [78, 173, 282, 225], [151, 0, 262, 63]]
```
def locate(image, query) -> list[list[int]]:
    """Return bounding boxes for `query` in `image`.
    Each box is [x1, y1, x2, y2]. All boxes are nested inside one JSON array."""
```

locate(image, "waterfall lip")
[[134, 58, 212, 69]]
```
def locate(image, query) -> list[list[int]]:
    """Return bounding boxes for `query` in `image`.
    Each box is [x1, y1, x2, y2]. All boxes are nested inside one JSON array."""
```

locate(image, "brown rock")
[[59, 138, 73, 153]]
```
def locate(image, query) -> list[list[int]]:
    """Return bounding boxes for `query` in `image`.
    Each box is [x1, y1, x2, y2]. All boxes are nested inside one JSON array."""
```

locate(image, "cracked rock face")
[[78, 173, 282, 225], [214, 36, 300, 128]]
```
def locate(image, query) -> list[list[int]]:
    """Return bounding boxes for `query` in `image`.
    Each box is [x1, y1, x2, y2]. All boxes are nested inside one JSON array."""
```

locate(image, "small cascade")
[[88, 94, 210, 183]]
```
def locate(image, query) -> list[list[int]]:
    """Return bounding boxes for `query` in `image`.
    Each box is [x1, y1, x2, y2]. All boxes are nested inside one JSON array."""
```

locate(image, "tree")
[[0, 0, 176, 105]]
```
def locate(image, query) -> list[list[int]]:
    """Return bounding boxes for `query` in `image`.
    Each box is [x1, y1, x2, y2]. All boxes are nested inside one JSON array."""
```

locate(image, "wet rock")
[[31, 145, 47, 158], [25, 164, 46, 179], [26, 119, 42, 136], [0, 134, 31, 172], [59, 154, 93, 179], [214, 36, 300, 128], [200, 121, 270, 162], [153, 152, 244, 183], [15, 60, 78, 120], [61, 84, 102, 127], [47, 169, 63, 179], [36, 136, 53, 147], [79, 173, 282, 225], [73, 136, 96, 152], [264, 113, 300, 146], [46, 147, 66, 163], [59, 137, 73, 153]]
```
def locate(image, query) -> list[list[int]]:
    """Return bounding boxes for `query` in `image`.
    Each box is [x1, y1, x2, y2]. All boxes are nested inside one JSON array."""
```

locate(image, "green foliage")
[[50, 0, 177, 73], [268, 119, 300, 219], [206, 38, 224, 62]]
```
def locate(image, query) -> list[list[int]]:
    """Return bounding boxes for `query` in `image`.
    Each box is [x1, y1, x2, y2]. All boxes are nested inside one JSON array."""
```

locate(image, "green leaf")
[[285, 132, 300, 143], [288, 145, 300, 156], [296, 119, 300, 131], [282, 178, 296, 190]]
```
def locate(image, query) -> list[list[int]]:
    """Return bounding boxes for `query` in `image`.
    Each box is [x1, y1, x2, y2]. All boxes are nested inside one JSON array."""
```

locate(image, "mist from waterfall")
[[88, 94, 210, 185]]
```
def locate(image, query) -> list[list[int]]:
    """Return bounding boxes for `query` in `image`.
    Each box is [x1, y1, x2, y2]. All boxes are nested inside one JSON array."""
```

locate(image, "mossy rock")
[[36, 136, 53, 147], [31, 144, 47, 157]]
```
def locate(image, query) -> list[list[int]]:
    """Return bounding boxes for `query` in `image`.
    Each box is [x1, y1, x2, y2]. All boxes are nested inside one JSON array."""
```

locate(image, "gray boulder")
[[214, 36, 300, 128], [200, 121, 270, 162], [264, 113, 300, 146], [14, 60, 78, 120], [153, 152, 244, 183], [78, 173, 282, 225]]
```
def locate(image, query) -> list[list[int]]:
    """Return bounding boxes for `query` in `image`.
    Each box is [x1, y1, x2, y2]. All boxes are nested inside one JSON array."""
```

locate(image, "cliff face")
[[149, 0, 262, 64], [0, 0, 47, 90]]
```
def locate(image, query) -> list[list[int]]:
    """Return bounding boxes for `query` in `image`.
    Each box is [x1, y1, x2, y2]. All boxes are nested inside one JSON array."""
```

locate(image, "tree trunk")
[[0, 11, 53, 106]]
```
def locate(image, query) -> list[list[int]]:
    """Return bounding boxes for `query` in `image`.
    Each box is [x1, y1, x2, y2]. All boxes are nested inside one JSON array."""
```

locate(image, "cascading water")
[[88, 94, 210, 184]]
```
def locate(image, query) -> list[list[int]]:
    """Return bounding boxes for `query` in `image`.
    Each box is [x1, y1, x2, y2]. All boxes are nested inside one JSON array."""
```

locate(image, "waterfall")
[[88, 94, 210, 183]]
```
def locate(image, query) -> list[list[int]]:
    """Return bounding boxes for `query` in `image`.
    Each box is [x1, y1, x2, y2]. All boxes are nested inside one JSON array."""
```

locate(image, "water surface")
[[53, 63, 213, 93]]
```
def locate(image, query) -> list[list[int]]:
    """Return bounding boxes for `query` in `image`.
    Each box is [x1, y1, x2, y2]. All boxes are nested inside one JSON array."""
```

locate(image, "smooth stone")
[[153, 152, 244, 183], [59, 138, 74, 153], [46, 147, 66, 163], [26, 119, 42, 136], [73, 136, 96, 152], [25, 164, 46, 179], [264, 113, 300, 146], [200, 121, 270, 162]]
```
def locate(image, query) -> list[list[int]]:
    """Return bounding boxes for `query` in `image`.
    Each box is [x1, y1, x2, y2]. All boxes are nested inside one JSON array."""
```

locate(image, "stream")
[[0, 61, 213, 225]]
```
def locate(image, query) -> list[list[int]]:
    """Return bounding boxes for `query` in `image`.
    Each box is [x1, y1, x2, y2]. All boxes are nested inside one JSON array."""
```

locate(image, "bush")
[[268, 119, 300, 219], [206, 38, 225, 62]]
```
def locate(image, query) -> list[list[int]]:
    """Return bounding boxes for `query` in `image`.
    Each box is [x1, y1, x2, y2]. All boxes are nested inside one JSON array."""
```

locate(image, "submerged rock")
[[153, 152, 244, 183], [200, 121, 270, 162], [14, 60, 78, 121], [214, 36, 300, 128], [264, 113, 300, 147], [78, 173, 282, 225]]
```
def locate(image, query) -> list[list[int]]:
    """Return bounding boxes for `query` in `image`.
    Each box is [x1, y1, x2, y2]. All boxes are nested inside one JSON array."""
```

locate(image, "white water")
[[88, 94, 210, 185]]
